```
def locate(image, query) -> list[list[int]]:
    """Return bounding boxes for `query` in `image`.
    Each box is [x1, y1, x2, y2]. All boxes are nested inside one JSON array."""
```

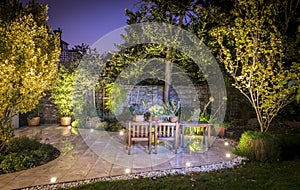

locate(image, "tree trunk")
[[164, 60, 172, 103]]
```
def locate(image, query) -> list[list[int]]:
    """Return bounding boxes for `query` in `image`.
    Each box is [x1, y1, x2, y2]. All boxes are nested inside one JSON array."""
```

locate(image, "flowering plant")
[[149, 104, 164, 116]]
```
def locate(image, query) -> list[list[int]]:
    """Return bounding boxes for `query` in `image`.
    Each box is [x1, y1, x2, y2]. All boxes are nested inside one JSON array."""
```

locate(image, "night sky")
[[22, 0, 137, 48]]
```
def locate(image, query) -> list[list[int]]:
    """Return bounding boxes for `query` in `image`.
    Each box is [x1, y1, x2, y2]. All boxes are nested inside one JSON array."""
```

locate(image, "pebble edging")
[[19, 156, 247, 190]]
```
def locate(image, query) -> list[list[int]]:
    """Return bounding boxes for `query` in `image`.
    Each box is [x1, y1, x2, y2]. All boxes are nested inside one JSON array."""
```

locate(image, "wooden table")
[[179, 122, 211, 148]]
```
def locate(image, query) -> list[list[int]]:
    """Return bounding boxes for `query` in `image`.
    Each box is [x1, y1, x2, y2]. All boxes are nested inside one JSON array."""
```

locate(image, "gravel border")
[[19, 156, 247, 190]]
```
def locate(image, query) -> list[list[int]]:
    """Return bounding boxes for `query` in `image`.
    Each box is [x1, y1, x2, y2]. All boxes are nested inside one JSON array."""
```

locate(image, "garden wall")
[[20, 84, 241, 125], [97, 84, 240, 120]]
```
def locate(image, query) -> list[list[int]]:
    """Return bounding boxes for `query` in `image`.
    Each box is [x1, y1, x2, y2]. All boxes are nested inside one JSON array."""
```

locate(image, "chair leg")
[[148, 138, 151, 154], [128, 139, 131, 155]]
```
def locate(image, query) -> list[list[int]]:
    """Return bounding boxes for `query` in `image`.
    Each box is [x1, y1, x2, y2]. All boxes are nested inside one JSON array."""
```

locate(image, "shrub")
[[233, 131, 281, 162], [0, 136, 60, 174]]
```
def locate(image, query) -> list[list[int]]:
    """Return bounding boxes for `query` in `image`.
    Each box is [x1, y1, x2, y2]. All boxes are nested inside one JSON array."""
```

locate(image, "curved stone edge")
[[21, 156, 248, 190]]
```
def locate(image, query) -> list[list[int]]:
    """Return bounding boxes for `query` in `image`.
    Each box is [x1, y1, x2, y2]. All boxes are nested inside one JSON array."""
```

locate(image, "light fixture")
[[90, 128, 94, 132], [185, 162, 191, 167], [226, 153, 231, 158], [50, 177, 57, 183], [125, 168, 131, 174], [119, 130, 124, 136], [67, 125, 72, 129], [224, 142, 229, 146]]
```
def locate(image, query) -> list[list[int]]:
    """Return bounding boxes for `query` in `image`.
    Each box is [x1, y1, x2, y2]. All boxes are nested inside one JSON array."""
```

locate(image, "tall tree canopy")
[[0, 0, 60, 147], [108, 0, 206, 104]]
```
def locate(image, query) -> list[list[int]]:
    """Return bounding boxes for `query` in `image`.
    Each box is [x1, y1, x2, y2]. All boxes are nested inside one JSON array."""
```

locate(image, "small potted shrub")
[[27, 107, 40, 126], [51, 66, 74, 126], [214, 122, 230, 137], [164, 100, 180, 122], [129, 101, 148, 122], [149, 104, 164, 121]]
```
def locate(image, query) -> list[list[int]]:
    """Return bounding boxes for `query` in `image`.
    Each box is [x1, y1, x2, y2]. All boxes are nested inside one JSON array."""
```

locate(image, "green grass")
[[68, 159, 300, 190]]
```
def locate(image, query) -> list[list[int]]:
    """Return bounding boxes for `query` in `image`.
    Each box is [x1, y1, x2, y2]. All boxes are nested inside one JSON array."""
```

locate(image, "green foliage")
[[0, 136, 60, 174], [234, 131, 282, 162], [210, 0, 300, 132], [104, 83, 126, 114], [149, 104, 164, 116], [0, 0, 60, 149], [27, 106, 40, 119], [73, 52, 104, 123], [163, 100, 180, 116], [51, 66, 75, 117]]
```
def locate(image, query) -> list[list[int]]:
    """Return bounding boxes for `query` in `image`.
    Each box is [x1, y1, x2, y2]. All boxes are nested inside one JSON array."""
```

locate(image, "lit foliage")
[[0, 0, 60, 148], [210, 0, 300, 132], [51, 66, 75, 117]]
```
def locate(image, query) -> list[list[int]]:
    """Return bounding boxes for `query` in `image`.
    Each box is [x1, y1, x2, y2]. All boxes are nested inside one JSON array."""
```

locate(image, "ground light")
[[125, 168, 131, 174], [226, 153, 231, 158], [50, 177, 57, 183], [185, 162, 191, 167], [224, 142, 229, 146]]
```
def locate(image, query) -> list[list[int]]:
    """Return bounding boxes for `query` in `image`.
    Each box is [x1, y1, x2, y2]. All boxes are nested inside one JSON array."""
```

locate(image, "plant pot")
[[169, 116, 178, 123], [27, 117, 40, 126], [133, 114, 144, 122], [152, 116, 159, 121], [216, 127, 226, 137], [61, 117, 72, 126]]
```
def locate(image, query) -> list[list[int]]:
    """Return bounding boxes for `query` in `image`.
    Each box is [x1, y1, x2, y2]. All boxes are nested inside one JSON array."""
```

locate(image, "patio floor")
[[0, 125, 237, 190]]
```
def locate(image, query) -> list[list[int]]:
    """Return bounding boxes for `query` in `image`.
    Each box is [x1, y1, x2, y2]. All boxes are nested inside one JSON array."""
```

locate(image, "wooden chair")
[[126, 121, 152, 155], [154, 122, 179, 154]]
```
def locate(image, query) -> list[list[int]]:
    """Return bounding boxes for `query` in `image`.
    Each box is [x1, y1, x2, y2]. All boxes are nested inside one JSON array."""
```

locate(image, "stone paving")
[[0, 125, 237, 190]]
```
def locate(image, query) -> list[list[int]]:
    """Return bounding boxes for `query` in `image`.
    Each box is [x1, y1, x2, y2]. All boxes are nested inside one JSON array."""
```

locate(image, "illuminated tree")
[[210, 0, 300, 132], [0, 0, 60, 148], [109, 0, 204, 103]]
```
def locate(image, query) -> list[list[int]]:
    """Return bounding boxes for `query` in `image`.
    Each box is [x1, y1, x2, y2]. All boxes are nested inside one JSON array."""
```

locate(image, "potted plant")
[[129, 100, 148, 122], [149, 104, 164, 121], [214, 122, 230, 137], [27, 107, 40, 126], [164, 100, 180, 122], [51, 66, 74, 126]]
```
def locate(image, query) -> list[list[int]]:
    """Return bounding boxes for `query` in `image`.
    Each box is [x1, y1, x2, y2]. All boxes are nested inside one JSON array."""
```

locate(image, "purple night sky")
[[22, 0, 137, 48]]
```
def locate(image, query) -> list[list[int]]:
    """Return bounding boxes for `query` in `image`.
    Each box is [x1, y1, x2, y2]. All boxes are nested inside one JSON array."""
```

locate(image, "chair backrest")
[[128, 121, 151, 139], [155, 122, 179, 139]]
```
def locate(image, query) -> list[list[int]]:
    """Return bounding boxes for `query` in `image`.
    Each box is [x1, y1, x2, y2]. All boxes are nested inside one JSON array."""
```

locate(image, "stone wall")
[[97, 84, 240, 120], [26, 84, 240, 125]]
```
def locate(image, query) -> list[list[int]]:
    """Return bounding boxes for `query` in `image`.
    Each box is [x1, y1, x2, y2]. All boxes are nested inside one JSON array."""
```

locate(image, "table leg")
[[208, 125, 211, 147]]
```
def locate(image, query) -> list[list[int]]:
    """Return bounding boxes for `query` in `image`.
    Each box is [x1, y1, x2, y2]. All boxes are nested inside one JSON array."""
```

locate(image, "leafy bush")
[[0, 136, 60, 174], [233, 131, 281, 162]]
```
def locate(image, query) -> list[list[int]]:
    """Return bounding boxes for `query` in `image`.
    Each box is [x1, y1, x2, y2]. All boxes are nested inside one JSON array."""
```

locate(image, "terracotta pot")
[[27, 117, 40, 126], [216, 127, 226, 137], [133, 114, 144, 122], [152, 116, 159, 121], [169, 116, 178, 123], [61, 117, 72, 126]]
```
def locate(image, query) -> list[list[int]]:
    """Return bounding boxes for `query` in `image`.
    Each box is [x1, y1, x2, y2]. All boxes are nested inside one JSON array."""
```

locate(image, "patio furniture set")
[[126, 121, 212, 155]]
